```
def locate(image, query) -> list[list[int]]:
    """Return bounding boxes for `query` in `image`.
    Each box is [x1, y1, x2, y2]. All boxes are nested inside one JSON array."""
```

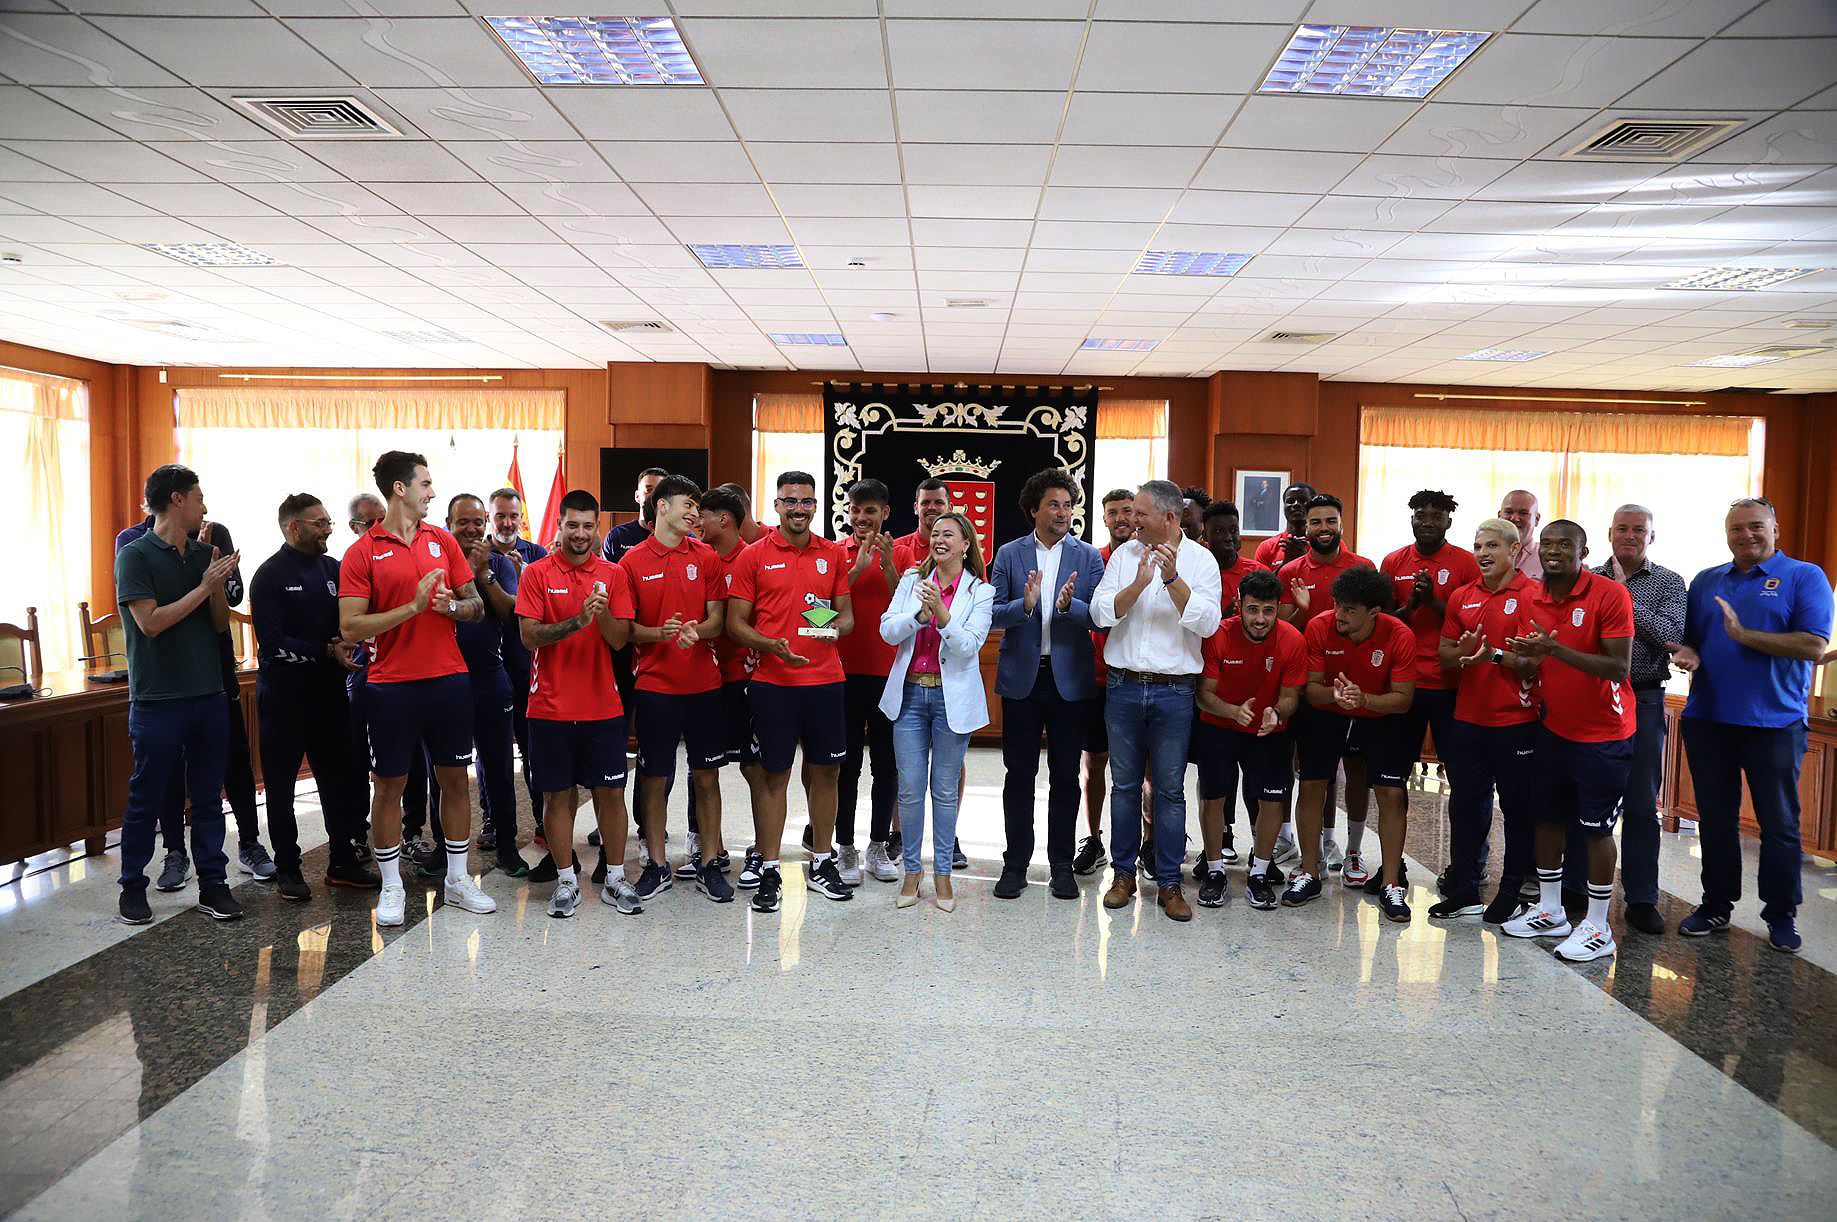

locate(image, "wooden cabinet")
[[1661, 696, 1836, 854]]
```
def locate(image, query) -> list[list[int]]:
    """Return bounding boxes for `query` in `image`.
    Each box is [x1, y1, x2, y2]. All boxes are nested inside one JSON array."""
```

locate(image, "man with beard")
[[893, 477, 953, 574], [1501, 521, 1636, 963], [487, 486, 547, 838], [1254, 482, 1316, 569], [1199, 499, 1271, 865], [250, 493, 377, 900], [725, 471, 857, 912], [1076, 488, 1137, 877], [698, 486, 767, 881]]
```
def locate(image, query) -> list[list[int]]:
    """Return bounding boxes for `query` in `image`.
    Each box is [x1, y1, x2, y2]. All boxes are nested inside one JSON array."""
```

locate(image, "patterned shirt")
[[1591, 556, 1687, 688]]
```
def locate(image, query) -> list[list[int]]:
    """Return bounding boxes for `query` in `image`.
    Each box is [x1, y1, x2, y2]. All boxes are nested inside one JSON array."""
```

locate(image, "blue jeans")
[[1683, 716, 1807, 921], [892, 683, 970, 876], [120, 694, 230, 890], [1105, 673, 1195, 888]]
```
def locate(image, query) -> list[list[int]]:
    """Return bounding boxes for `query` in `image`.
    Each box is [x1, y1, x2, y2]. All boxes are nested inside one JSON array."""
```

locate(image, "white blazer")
[[878, 568, 995, 734]]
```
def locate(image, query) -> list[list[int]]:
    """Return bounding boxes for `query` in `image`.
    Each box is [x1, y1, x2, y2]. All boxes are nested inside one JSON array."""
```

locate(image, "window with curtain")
[[2, 367, 90, 672], [1356, 406, 1764, 587], [175, 388, 563, 561], [750, 393, 1168, 533]]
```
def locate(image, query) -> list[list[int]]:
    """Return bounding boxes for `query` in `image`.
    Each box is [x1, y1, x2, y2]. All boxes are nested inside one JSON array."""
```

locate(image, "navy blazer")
[[988, 533, 1106, 701]]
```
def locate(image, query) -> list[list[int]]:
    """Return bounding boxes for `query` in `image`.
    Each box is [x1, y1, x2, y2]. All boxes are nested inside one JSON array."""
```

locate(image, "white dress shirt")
[[1090, 534, 1223, 675], [1034, 531, 1065, 657]]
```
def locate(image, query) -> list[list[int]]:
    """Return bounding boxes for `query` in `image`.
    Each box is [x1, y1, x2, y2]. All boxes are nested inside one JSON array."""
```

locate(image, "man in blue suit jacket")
[[990, 468, 1108, 900]]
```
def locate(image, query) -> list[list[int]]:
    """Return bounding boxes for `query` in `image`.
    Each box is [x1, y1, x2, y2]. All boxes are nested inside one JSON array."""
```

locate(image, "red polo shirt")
[[619, 533, 723, 696], [1200, 617, 1305, 732], [1277, 547, 1374, 611], [725, 529, 850, 687], [1217, 553, 1273, 616], [1092, 542, 1113, 681], [1441, 574, 1539, 726], [712, 538, 754, 685], [1304, 609, 1416, 719], [837, 537, 897, 677], [891, 528, 929, 575], [1381, 542, 1482, 690], [514, 553, 635, 721], [337, 520, 473, 684], [1255, 531, 1302, 569], [1525, 568, 1636, 743]]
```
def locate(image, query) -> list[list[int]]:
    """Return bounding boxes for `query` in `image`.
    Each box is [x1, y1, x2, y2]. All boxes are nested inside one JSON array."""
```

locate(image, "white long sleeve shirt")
[[1090, 535, 1223, 675]]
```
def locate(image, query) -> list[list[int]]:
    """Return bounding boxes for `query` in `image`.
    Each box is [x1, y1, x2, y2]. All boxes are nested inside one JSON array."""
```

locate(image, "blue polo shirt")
[[455, 550, 517, 678], [1682, 551, 1834, 728]]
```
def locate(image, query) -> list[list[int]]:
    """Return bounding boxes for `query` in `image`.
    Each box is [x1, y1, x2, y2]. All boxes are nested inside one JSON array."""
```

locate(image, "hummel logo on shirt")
[[763, 563, 787, 571], [375, 549, 395, 559], [547, 587, 569, 594], [284, 585, 302, 592], [640, 572, 664, 581], [1462, 602, 1482, 610]]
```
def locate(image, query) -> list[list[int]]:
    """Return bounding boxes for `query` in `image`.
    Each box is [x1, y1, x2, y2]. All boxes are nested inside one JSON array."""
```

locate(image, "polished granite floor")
[[1, 750, 1833, 1221]]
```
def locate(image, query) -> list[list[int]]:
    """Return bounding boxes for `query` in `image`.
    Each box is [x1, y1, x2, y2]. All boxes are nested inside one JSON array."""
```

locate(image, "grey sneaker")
[[864, 841, 900, 882], [601, 876, 644, 914], [674, 830, 702, 879], [1270, 832, 1300, 866], [837, 844, 863, 886], [547, 879, 580, 919], [154, 849, 190, 892], [238, 841, 277, 881]]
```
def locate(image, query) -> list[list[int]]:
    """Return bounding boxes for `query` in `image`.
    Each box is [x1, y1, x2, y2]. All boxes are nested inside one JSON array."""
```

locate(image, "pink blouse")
[[909, 570, 962, 675]]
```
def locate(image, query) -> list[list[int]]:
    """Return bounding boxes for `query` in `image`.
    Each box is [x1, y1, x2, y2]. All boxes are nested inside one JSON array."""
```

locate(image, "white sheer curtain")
[[2, 367, 89, 671]]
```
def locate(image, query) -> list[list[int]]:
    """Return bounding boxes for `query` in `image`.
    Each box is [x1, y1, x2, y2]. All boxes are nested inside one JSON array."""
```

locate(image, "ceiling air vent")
[[233, 96, 402, 139], [1562, 117, 1743, 162], [943, 298, 991, 309], [379, 328, 467, 344], [598, 320, 674, 334], [1266, 331, 1337, 344]]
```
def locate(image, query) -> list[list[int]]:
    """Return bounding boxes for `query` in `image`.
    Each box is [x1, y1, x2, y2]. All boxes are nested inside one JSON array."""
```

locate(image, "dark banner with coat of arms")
[[823, 383, 1100, 558]]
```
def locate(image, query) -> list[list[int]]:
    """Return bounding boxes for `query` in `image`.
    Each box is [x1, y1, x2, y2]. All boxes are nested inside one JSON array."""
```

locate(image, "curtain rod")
[[1413, 392, 1708, 408], [216, 373, 504, 383], [810, 381, 1109, 391]]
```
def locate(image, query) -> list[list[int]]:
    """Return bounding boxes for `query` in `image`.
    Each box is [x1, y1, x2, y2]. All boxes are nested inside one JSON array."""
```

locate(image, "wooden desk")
[[1661, 693, 1837, 855], [0, 667, 260, 867]]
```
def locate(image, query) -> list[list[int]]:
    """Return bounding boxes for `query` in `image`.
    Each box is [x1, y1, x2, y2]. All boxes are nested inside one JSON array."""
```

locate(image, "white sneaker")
[[1321, 836, 1344, 874], [837, 844, 863, 886], [865, 841, 899, 882], [443, 875, 497, 914], [547, 879, 580, 919], [1676, 817, 1698, 834], [1220, 840, 1240, 865], [375, 883, 406, 928], [1340, 850, 1369, 887], [1502, 906, 1571, 939], [1270, 832, 1300, 865], [1553, 919, 1616, 962]]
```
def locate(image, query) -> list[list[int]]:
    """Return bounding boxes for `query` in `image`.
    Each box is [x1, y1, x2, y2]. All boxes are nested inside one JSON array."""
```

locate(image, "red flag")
[[536, 445, 565, 549], [505, 441, 531, 540]]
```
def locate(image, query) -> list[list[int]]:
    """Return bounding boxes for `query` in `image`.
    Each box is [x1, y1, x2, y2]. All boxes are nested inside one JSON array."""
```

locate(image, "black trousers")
[[1001, 660, 1088, 869], [506, 665, 538, 818], [158, 691, 261, 852], [258, 676, 365, 870], [837, 672, 896, 846]]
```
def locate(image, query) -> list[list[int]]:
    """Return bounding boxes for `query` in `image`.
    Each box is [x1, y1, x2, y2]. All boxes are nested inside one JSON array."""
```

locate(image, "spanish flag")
[[536, 445, 565, 549], [505, 441, 532, 541]]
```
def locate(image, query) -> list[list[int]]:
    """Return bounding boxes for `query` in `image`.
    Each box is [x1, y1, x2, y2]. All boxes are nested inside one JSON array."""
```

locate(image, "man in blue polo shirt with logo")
[[1668, 497, 1833, 953]]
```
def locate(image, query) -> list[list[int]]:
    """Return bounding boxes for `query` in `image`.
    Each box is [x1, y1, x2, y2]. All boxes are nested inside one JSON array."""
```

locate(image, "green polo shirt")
[[114, 529, 222, 703]]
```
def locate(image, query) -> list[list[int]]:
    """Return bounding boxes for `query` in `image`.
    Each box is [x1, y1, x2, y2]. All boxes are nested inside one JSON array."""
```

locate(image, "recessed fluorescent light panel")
[[691, 244, 804, 270], [1081, 338, 1161, 352], [1687, 354, 1783, 368], [143, 242, 275, 267], [1134, 251, 1252, 277], [1259, 26, 1491, 99], [1665, 267, 1822, 291], [1457, 348, 1548, 362], [769, 333, 846, 346], [485, 16, 701, 85]]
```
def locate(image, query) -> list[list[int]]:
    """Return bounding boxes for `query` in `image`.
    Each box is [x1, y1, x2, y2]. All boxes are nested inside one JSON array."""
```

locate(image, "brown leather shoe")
[[1158, 884, 1192, 922], [1102, 870, 1137, 909]]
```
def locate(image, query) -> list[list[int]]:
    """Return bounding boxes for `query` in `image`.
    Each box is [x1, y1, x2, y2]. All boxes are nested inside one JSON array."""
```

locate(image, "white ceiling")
[[0, 1, 1835, 391]]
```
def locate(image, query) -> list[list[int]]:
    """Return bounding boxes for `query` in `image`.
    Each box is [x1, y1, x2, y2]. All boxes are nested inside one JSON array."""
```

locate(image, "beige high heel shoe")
[[896, 875, 921, 909], [933, 874, 955, 913]]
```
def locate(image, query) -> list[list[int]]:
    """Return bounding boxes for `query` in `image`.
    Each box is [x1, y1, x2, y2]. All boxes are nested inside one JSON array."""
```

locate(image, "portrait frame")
[[1234, 469, 1290, 537]]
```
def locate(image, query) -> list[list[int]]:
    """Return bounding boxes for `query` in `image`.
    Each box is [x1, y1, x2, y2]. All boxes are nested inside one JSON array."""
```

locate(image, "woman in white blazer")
[[879, 511, 995, 911]]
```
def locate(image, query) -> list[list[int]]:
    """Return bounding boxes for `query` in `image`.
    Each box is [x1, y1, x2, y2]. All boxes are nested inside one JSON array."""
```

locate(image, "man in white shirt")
[[1091, 480, 1224, 921]]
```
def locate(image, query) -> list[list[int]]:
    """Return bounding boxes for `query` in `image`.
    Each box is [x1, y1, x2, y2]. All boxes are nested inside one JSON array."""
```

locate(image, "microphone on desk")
[[78, 650, 129, 685], [0, 662, 34, 701]]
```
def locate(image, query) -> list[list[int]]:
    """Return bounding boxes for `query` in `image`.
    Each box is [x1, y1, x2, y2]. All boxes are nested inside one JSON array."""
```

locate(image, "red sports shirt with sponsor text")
[[514, 553, 635, 721], [1277, 547, 1374, 610], [725, 529, 851, 687], [712, 538, 755, 684], [1304, 609, 1416, 719], [337, 520, 473, 684], [618, 533, 723, 696], [1381, 542, 1483, 690], [1524, 567, 1636, 743], [837, 536, 898, 678], [1441, 573, 1539, 726], [1200, 616, 1306, 733]]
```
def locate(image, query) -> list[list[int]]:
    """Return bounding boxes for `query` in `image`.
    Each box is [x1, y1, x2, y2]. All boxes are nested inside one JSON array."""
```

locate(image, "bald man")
[[1498, 491, 1543, 580]]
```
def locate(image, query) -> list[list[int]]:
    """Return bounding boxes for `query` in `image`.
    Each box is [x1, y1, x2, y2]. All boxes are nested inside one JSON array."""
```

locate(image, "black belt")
[[1110, 667, 1195, 688]]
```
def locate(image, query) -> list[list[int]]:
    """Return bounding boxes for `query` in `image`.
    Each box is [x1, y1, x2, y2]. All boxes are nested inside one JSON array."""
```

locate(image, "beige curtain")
[[1098, 398, 1168, 439], [177, 387, 564, 431], [755, 392, 822, 433], [2, 367, 89, 671], [1361, 406, 1754, 457]]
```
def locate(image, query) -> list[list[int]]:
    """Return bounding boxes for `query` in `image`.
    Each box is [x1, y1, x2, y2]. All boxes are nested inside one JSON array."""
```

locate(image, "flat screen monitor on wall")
[[598, 447, 711, 514]]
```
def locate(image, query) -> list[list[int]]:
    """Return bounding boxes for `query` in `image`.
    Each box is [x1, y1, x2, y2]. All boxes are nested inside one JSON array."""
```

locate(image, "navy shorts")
[[748, 680, 846, 774], [528, 716, 628, 793], [1531, 725, 1633, 835], [1294, 704, 1410, 788], [633, 688, 726, 777], [1196, 722, 1292, 803], [721, 680, 759, 766], [1084, 684, 1108, 754], [365, 673, 473, 777]]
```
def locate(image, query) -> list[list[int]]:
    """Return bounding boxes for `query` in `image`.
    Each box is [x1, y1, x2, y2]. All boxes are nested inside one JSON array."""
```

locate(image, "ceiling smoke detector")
[[1562, 117, 1744, 162], [233, 96, 402, 139]]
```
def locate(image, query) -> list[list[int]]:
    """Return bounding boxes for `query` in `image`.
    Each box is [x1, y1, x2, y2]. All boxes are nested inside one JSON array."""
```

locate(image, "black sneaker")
[[635, 861, 673, 901], [476, 826, 497, 853], [1245, 873, 1278, 911], [587, 827, 601, 847], [1428, 893, 1484, 920], [1379, 883, 1411, 923], [118, 888, 153, 925], [801, 824, 815, 851], [952, 839, 968, 871], [807, 856, 854, 901], [1626, 902, 1665, 936], [1265, 860, 1286, 888], [1197, 869, 1227, 908], [1190, 855, 1207, 883], [1281, 871, 1322, 907], [1072, 835, 1107, 875], [154, 850, 190, 893], [276, 865, 311, 902], [1363, 861, 1407, 896], [709, 849, 732, 874], [752, 866, 782, 912], [324, 859, 381, 889], [527, 854, 559, 884], [993, 864, 1028, 899], [1220, 830, 1238, 865], [413, 843, 445, 879], [697, 861, 735, 904], [738, 848, 765, 889], [1137, 852, 1156, 880], [197, 883, 245, 921], [495, 850, 530, 878], [1435, 867, 1454, 898], [1483, 892, 1525, 925], [1049, 864, 1078, 899], [590, 848, 608, 886]]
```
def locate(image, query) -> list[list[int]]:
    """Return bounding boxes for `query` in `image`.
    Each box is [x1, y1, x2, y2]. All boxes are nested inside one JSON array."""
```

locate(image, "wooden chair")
[[0, 606, 43, 692], [77, 601, 128, 675], [227, 608, 257, 668]]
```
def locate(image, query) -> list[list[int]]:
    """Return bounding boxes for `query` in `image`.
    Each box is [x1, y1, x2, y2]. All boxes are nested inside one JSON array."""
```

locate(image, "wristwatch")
[[446, 598, 459, 616], [480, 569, 496, 586], [1490, 648, 1507, 665]]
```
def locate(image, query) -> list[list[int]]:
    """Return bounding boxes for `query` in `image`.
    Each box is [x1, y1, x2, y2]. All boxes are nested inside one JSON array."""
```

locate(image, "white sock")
[[557, 864, 577, 888], [1207, 857, 1224, 876], [1346, 821, 1365, 853], [375, 844, 401, 888], [443, 838, 470, 884], [1250, 856, 1270, 879], [812, 850, 832, 865], [1538, 868, 1563, 913], [1586, 884, 1612, 930], [1279, 821, 1294, 841], [763, 858, 780, 870]]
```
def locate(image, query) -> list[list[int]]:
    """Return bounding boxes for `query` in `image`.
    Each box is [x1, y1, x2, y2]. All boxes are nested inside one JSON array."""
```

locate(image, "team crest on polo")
[[1572, 607, 1586, 627], [1504, 597, 1518, 614], [686, 563, 698, 581], [427, 540, 442, 558], [1437, 568, 1449, 584], [325, 580, 336, 596], [1370, 649, 1384, 666], [1264, 656, 1275, 672], [815, 558, 828, 575], [1765, 577, 1781, 590]]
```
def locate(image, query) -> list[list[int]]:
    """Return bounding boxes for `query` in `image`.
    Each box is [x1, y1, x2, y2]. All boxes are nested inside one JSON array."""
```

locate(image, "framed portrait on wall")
[[1235, 470, 1289, 536]]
